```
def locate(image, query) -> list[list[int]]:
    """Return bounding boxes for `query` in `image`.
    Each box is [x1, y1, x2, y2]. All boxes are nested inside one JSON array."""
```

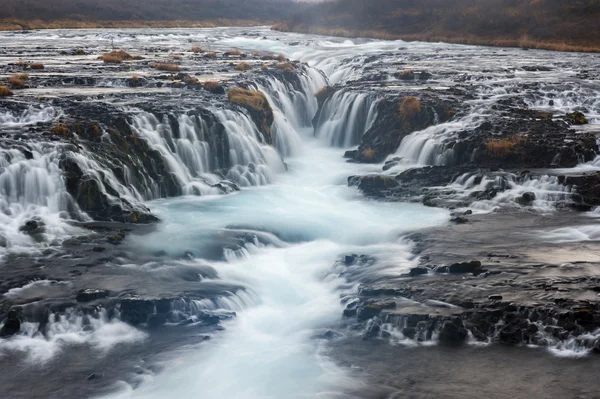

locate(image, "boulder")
[[566, 111, 588, 125], [0, 309, 21, 337], [76, 289, 109, 303], [448, 260, 482, 274], [438, 318, 468, 345]]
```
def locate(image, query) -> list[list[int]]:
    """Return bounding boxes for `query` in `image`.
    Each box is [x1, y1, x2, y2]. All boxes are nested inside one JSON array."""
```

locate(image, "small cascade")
[[0, 106, 61, 127], [447, 172, 571, 212], [0, 308, 146, 363], [213, 108, 286, 186], [129, 110, 224, 195], [393, 117, 480, 167], [255, 68, 327, 156], [314, 91, 379, 148]]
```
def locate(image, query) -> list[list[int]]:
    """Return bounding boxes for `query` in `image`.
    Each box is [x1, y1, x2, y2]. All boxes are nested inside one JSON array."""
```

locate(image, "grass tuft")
[[151, 63, 181, 72], [0, 85, 14, 96]]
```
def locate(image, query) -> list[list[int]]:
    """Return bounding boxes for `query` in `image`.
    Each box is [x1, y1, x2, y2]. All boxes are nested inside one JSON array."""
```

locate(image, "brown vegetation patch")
[[183, 75, 199, 85], [399, 69, 415, 81], [7, 76, 25, 88], [235, 62, 252, 71], [151, 63, 181, 72], [29, 63, 44, 69], [275, 62, 296, 72], [486, 136, 523, 159], [50, 123, 72, 137], [0, 85, 14, 96], [228, 88, 268, 110], [100, 50, 136, 63], [204, 52, 218, 59], [227, 88, 274, 142], [203, 81, 225, 94], [225, 50, 242, 56], [191, 46, 204, 53]]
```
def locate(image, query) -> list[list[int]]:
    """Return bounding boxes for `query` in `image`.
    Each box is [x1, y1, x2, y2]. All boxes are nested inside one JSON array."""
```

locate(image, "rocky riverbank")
[[1, 26, 600, 398]]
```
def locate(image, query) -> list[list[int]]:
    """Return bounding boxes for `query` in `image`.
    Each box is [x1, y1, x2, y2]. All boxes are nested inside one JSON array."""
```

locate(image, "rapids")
[[1, 26, 600, 399]]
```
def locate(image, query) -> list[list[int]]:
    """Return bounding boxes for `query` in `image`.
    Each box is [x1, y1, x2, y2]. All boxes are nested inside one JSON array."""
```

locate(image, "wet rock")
[[518, 191, 536, 205], [119, 298, 157, 325], [419, 71, 432, 81], [450, 216, 469, 224], [76, 289, 109, 303], [447, 260, 482, 274], [348, 96, 455, 163], [488, 294, 503, 301], [0, 309, 21, 337], [19, 218, 45, 236], [355, 175, 399, 197], [566, 111, 588, 125], [438, 319, 468, 345], [409, 267, 429, 277], [357, 300, 396, 321]]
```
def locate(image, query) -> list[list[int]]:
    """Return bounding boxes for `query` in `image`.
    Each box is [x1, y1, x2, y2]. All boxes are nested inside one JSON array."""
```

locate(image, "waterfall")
[[255, 67, 328, 156], [313, 91, 379, 148]]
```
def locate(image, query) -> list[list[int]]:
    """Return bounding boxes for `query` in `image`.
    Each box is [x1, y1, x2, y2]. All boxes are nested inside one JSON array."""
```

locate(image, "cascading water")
[[2, 26, 600, 399], [314, 91, 379, 147]]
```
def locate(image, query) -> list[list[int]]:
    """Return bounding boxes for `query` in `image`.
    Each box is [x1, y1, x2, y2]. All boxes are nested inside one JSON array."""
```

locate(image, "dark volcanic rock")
[[447, 260, 482, 274], [76, 289, 109, 303], [438, 318, 468, 345], [348, 96, 455, 163], [0, 309, 21, 337], [353, 175, 399, 197], [566, 111, 588, 125]]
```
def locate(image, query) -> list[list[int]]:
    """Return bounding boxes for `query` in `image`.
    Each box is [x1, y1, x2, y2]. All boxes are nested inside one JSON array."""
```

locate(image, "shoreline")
[[271, 24, 600, 54], [0, 18, 269, 31]]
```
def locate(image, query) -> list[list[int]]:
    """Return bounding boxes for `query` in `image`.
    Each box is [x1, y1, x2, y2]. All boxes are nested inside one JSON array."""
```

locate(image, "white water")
[[2, 26, 600, 396], [105, 141, 448, 399], [0, 308, 146, 364]]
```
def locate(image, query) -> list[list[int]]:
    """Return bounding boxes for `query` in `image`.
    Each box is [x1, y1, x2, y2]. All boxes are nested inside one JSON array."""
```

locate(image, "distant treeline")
[[0, 0, 303, 24], [274, 0, 600, 52]]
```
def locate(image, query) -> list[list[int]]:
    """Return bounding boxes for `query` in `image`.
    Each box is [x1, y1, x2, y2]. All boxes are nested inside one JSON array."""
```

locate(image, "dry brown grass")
[[100, 55, 123, 63], [191, 46, 204, 53], [100, 50, 135, 63], [29, 63, 44, 70], [275, 62, 296, 72], [183, 75, 199, 84], [399, 97, 421, 116], [399, 69, 415, 80], [396, 96, 422, 130], [204, 52, 218, 59], [8, 76, 25, 88], [360, 148, 375, 162], [50, 123, 71, 137], [203, 81, 224, 94], [276, 54, 287, 62], [487, 138, 514, 158], [16, 73, 29, 80], [228, 88, 269, 112], [0, 85, 13, 96], [261, 64, 269, 71], [235, 62, 252, 71], [225, 50, 242, 56], [151, 63, 181, 72], [203, 81, 221, 90]]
